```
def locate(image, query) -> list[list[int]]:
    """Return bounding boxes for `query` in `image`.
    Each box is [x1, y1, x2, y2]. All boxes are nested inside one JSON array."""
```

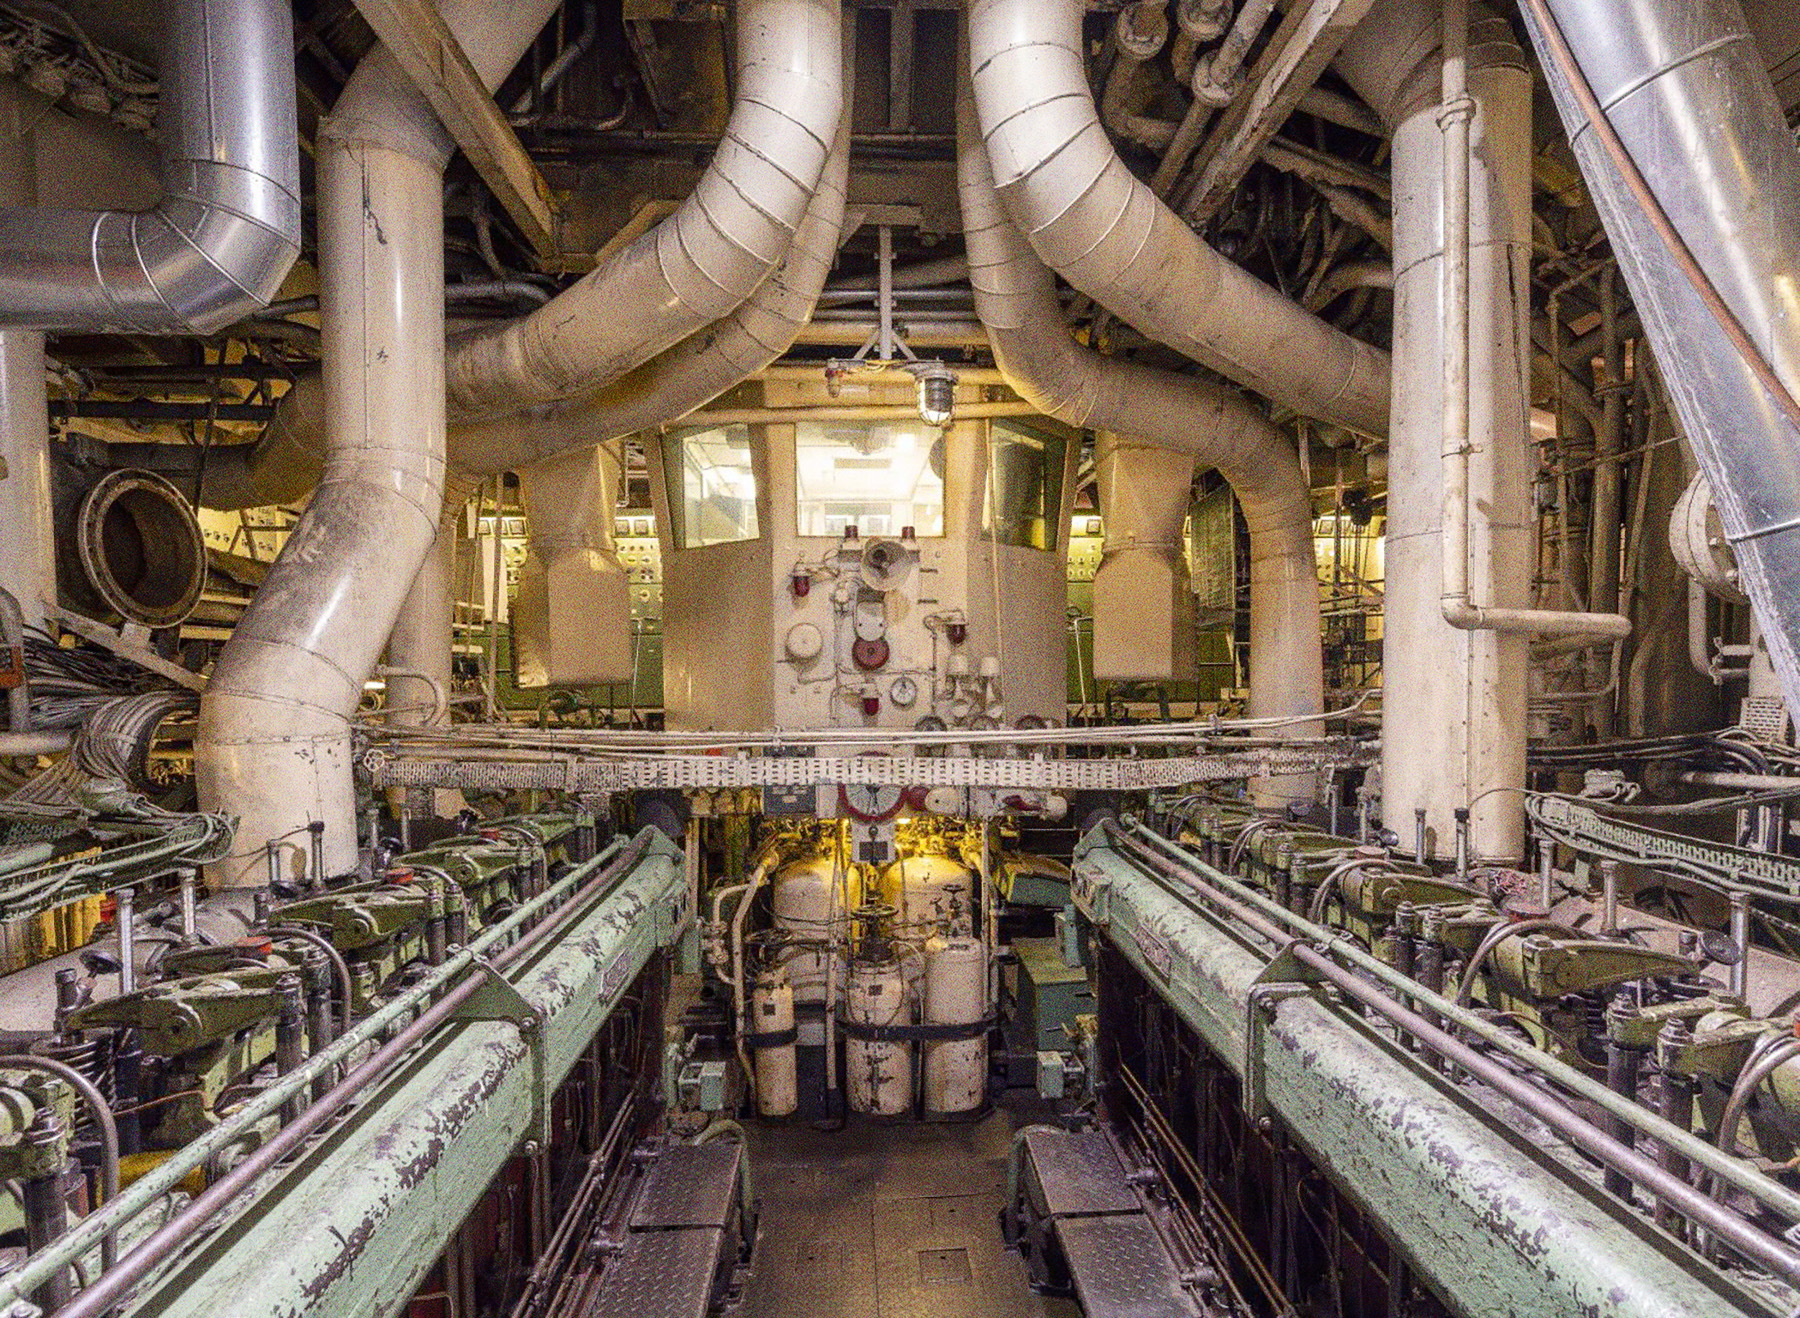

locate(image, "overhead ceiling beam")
[[1177, 0, 1379, 227], [350, 0, 561, 258]]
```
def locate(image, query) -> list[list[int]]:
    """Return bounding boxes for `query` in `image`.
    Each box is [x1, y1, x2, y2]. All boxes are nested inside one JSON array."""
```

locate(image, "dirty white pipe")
[[1332, 2, 1532, 862], [1435, 0, 1626, 642], [444, 0, 843, 420], [196, 0, 574, 887], [957, 79, 1322, 801], [192, 0, 849, 501], [966, 0, 1388, 435], [447, 64, 855, 475], [196, 116, 447, 888], [0, 95, 52, 631]]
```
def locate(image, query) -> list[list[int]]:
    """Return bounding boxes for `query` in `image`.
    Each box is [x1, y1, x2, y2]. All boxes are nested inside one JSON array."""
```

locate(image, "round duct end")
[[77, 469, 208, 628]]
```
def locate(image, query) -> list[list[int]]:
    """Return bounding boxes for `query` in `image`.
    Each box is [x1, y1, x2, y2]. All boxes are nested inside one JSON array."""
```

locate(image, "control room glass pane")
[[794, 422, 945, 537], [669, 426, 759, 549], [984, 423, 1065, 551]]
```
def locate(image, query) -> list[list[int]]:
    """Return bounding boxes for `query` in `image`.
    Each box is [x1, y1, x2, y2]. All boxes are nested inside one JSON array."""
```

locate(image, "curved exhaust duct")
[[965, 0, 1388, 436], [957, 80, 1323, 802], [450, 75, 854, 475], [1517, 0, 1800, 721], [189, 80, 853, 500], [444, 0, 843, 420], [0, 0, 300, 334], [196, 2, 567, 887], [182, 0, 849, 505]]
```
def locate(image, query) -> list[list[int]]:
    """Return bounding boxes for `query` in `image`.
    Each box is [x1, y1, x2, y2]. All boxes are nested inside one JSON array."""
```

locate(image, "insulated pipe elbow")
[[957, 78, 1323, 744], [444, 0, 843, 420], [966, 0, 1388, 436], [447, 75, 854, 474], [0, 0, 301, 333]]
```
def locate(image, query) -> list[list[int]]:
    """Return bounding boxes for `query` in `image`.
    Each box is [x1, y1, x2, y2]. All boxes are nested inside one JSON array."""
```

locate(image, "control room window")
[[668, 425, 759, 549], [984, 422, 1066, 551], [794, 422, 946, 538]]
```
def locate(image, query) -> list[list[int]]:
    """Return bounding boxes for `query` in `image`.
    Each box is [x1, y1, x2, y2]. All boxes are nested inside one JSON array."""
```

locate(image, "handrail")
[[0, 832, 648, 1315], [1103, 820, 1800, 1225]]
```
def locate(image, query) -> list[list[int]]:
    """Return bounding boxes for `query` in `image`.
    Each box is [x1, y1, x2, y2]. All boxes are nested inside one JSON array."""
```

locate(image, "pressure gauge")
[[839, 782, 904, 822], [889, 675, 918, 707], [839, 752, 904, 822]]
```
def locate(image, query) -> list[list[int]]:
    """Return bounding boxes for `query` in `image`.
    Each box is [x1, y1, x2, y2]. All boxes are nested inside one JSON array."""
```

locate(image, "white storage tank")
[[922, 935, 987, 1118], [752, 967, 798, 1119], [844, 953, 912, 1117], [771, 852, 848, 1044]]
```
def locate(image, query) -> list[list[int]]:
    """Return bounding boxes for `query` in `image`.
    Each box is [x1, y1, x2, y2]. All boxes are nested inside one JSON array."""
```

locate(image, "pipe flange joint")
[[1435, 93, 1477, 130], [1115, 2, 1170, 60], [1191, 52, 1242, 108], [1177, 0, 1231, 42]]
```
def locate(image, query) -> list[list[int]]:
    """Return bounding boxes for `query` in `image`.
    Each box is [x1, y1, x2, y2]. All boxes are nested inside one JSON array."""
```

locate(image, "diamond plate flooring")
[[734, 1111, 1081, 1318]]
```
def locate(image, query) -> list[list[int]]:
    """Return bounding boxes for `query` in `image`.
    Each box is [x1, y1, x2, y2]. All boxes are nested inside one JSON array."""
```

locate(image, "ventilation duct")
[[0, 0, 300, 334], [965, 0, 1388, 436], [957, 80, 1323, 803], [196, 0, 845, 883], [1517, 0, 1800, 721], [443, 0, 843, 420], [515, 446, 632, 688]]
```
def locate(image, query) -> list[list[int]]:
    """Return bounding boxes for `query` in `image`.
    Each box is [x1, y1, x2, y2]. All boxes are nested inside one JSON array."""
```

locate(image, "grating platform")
[[589, 1140, 745, 1318]]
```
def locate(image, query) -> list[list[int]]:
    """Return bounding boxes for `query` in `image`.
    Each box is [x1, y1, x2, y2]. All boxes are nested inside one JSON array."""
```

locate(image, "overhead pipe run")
[[957, 78, 1323, 804], [1517, 0, 1800, 720], [0, 0, 300, 334], [183, 0, 851, 501], [443, 0, 843, 420], [966, 0, 1389, 436], [448, 58, 855, 475]]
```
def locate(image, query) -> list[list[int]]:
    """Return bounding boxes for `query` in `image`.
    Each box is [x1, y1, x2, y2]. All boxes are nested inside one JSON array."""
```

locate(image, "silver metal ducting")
[[1517, 0, 1800, 719], [957, 76, 1324, 803], [965, 0, 1389, 435], [0, 0, 301, 334]]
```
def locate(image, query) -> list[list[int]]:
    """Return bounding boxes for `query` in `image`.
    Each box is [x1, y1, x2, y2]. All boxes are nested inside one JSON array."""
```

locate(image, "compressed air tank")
[[922, 936, 987, 1117], [889, 853, 976, 939], [771, 853, 845, 1044], [844, 953, 911, 1117], [753, 968, 798, 1118]]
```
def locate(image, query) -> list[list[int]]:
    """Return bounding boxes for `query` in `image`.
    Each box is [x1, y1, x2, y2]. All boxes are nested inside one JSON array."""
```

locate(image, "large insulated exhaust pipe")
[[1518, 0, 1800, 719], [966, 0, 1388, 436], [957, 77, 1324, 803], [0, 0, 300, 333]]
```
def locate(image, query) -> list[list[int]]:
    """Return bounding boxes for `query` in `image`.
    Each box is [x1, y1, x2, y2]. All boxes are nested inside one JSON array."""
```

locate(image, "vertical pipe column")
[[1376, 17, 1532, 862], [0, 88, 49, 628], [196, 118, 446, 887]]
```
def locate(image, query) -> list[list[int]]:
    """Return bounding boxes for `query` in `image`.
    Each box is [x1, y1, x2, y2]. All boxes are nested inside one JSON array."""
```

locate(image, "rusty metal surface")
[[630, 1141, 742, 1230], [1056, 1215, 1195, 1318]]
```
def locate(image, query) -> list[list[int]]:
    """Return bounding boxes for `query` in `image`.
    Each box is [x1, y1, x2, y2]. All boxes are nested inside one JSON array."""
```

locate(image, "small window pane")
[[984, 423, 1065, 551], [668, 426, 759, 549], [794, 422, 945, 538]]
